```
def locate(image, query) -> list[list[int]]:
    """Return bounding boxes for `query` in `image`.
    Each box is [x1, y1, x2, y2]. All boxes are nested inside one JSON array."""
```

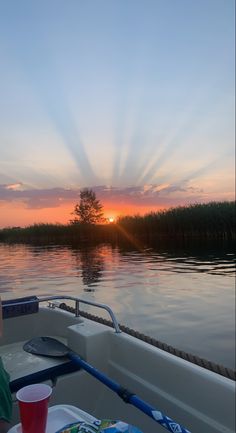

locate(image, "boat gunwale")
[[58, 302, 236, 382], [2, 295, 235, 382]]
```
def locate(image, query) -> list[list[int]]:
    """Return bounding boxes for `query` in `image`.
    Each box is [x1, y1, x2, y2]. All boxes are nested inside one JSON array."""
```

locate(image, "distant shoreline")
[[0, 201, 235, 245]]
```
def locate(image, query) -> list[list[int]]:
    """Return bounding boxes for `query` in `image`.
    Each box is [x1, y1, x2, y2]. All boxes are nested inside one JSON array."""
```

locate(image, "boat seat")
[[2, 296, 39, 319], [0, 339, 80, 394]]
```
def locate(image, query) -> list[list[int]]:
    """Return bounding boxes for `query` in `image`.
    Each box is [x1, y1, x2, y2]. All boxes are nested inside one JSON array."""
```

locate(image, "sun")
[[104, 212, 117, 224], [107, 216, 116, 223]]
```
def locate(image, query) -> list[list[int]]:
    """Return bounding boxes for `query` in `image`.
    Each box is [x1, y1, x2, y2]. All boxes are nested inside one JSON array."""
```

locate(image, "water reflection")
[[71, 245, 105, 291], [0, 241, 235, 368], [117, 241, 235, 276]]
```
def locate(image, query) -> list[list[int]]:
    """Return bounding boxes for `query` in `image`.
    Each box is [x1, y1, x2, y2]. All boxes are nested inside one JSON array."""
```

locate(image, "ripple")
[[0, 242, 235, 369]]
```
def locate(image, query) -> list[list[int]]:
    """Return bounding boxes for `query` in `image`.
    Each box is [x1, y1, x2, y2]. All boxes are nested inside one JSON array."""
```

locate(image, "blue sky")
[[0, 0, 235, 226]]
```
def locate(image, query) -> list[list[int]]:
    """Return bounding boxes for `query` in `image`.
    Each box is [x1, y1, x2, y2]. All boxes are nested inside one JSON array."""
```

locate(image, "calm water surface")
[[0, 242, 235, 369]]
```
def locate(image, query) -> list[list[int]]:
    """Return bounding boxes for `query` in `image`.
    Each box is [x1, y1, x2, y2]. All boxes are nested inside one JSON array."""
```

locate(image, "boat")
[[0, 295, 235, 433]]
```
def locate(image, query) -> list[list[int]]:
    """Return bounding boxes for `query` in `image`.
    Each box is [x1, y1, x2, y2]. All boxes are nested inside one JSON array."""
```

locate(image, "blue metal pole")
[[69, 352, 191, 433]]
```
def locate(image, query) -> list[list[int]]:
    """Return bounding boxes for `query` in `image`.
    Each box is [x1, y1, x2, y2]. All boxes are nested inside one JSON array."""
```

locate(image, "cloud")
[[0, 184, 79, 208], [92, 183, 203, 206], [5, 183, 23, 190], [0, 181, 209, 211]]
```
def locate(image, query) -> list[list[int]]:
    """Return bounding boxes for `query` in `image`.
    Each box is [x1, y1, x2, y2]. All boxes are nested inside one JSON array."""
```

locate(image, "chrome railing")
[[3, 295, 121, 333]]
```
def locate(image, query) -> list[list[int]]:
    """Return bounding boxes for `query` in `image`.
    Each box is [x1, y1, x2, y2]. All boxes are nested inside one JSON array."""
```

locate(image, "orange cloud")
[[5, 183, 23, 190]]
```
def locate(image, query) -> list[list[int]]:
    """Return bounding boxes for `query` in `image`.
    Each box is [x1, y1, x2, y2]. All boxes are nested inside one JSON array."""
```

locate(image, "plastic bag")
[[55, 419, 143, 433]]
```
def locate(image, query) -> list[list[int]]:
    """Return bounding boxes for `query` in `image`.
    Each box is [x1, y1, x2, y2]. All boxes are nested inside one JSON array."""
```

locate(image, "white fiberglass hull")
[[0, 297, 235, 433]]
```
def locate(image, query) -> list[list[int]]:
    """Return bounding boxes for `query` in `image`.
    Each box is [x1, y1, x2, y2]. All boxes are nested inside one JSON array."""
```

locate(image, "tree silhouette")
[[71, 189, 104, 224]]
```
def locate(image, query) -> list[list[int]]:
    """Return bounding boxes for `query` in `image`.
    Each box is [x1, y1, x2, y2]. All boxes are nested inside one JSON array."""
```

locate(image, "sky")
[[0, 0, 235, 227]]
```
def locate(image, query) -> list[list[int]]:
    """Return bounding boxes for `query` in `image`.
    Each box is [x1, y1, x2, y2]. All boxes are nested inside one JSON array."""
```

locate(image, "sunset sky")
[[0, 0, 235, 227]]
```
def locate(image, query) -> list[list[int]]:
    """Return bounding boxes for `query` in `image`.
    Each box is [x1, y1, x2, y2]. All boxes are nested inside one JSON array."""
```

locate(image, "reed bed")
[[0, 201, 235, 245], [117, 201, 235, 240]]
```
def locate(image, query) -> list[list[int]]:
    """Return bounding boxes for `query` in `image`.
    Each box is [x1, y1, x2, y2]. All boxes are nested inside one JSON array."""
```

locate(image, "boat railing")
[[2, 295, 121, 334]]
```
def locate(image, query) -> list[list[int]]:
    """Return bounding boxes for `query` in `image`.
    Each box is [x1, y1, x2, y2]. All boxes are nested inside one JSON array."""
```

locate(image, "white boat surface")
[[0, 295, 235, 433]]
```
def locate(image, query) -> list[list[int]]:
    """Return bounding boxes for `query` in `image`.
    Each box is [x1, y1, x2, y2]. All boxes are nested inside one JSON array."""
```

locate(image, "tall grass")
[[0, 222, 117, 244], [117, 201, 235, 240], [0, 201, 235, 245]]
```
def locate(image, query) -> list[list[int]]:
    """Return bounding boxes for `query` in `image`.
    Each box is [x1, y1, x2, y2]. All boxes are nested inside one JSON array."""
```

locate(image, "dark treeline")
[[0, 201, 235, 245]]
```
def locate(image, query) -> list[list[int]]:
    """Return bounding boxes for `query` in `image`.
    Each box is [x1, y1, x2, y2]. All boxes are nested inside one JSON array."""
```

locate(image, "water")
[[0, 242, 235, 369]]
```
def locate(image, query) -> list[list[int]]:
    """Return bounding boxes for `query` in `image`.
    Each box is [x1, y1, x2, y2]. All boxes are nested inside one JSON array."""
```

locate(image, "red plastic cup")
[[16, 384, 52, 433]]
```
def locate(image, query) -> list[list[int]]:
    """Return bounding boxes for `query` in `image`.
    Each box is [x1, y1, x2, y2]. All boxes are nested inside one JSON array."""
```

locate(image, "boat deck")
[[0, 301, 235, 433], [1, 338, 80, 393]]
